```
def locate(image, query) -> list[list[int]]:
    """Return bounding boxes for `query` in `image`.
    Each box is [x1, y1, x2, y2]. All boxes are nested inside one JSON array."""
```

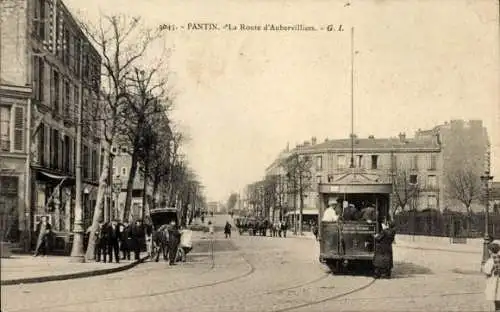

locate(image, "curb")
[[1, 255, 150, 286], [396, 244, 480, 254]]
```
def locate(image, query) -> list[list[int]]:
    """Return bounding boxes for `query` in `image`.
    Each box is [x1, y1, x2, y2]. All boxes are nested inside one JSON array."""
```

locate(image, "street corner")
[[1, 253, 149, 286]]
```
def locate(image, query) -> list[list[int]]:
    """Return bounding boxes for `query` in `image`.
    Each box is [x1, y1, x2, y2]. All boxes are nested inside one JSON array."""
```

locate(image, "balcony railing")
[[0, 139, 10, 152]]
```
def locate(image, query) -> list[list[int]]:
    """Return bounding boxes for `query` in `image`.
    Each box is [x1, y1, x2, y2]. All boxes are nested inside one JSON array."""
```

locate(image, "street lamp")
[[481, 171, 494, 265], [113, 177, 122, 221]]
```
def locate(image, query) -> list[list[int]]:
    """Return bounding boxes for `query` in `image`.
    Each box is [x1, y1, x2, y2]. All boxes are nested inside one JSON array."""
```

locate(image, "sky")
[[65, 0, 500, 203]]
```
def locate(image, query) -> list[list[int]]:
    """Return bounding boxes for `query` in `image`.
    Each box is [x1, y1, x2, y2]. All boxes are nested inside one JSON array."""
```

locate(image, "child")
[[483, 241, 500, 312]]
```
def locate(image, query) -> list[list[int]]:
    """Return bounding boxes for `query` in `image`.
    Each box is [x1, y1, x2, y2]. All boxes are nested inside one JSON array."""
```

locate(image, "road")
[[1, 215, 491, 312]]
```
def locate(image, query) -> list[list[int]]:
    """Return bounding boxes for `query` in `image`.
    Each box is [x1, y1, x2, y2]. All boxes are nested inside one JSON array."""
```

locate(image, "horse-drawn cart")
[[150, 207, 192, 262]]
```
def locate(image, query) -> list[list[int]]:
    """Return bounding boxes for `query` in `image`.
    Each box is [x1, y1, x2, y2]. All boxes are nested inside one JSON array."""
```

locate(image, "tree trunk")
[[85, 146, 109, 261], [151, 174, 160, 209], [123, 151, 139, 221], [142, 158, 149, 217]]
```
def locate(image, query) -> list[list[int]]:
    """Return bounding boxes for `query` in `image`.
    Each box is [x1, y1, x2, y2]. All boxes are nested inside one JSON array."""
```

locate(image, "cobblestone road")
[[1, 229, 493, 312]]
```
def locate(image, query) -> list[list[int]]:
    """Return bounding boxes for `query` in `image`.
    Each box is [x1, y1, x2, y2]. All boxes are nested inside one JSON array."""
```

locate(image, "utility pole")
[[70, 40, 85, 262]]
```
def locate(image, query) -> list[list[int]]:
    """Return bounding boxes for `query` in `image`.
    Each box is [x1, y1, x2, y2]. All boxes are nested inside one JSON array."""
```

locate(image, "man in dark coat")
[[373, 221, 396, 278], [131, 220, 145, 260], [95, 222, 108, 262], [120, 221, 131, 260], [107, 220, 121, 263], [224, 221, 232, 238], [167, 221, 181, 265]]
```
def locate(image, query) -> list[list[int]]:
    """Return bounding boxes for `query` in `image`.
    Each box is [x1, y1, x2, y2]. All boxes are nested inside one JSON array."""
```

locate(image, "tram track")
[[272, 278, 377, 312], [12, 236, 257, 312]]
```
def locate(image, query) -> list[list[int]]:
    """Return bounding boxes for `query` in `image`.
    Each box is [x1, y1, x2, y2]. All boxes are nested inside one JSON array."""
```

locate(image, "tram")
[[317, 173, 392, 274]]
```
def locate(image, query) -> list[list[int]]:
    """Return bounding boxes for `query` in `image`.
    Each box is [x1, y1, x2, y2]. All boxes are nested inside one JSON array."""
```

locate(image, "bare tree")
[[226, 193, 238, 213], [119, 66, 171, 221], [392, 167, 421, 216], [445, 166, 481, 217], [281, 154, 312, 235], [79, 14, 162, 261]]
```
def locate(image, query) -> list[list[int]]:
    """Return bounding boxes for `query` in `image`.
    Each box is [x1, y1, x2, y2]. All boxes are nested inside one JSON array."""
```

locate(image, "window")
[[52, 129, 59, 168], [409, 174, 418, 184], [316, 175, 322, 183], [356, 155, 363, 168], [38, 123, 45, 165], [0, 106, 10, 151], [427, 195, 437, 209], [327, 174, 334, 183], [92, 149, 98, 181], [112, 166, 117, 176], [33, 0, 46, 39], [63, 135, 70, 172], [427, 175, 437, 188], [74, 37, 81, 75], [121, 167, 127, 176], [64, 29, 70, 65], [52, 70, 60, 113], [429, 154, 437, 170], [121, 147, 127, 154], [371, 155, 378, 169], [337, 155, 346, 169], [33, 56, 44, 101], [13, 107, 24, 152], [316, 156, 323, 171], [411, 155, 419, 170], [73, 85, 79, 117], [83, 146, 89, 179], [64, 81, 71, 117]]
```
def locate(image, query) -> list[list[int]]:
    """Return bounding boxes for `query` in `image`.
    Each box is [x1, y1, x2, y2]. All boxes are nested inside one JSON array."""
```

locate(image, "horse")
[[152, 224, 170, 262]]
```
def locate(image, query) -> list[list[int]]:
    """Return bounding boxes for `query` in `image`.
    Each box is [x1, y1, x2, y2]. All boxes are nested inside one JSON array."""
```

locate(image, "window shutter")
[[13, 107, 24, 151]]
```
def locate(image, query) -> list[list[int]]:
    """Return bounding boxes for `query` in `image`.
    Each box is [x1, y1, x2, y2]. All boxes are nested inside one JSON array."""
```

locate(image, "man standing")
[[131, 220, 145, 260], [34, 216, 51, 257], [107, 220, 121, 263], [119, 221, 131, 260], [167, 221, 181, 265]]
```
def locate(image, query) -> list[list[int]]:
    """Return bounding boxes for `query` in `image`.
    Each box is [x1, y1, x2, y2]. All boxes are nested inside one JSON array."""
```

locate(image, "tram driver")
[[322, 198, 340, 222]]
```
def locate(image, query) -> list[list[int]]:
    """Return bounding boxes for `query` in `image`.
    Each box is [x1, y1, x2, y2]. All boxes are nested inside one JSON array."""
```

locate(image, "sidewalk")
[[286, 231, 482, 254], [1, 253, 149, 286]]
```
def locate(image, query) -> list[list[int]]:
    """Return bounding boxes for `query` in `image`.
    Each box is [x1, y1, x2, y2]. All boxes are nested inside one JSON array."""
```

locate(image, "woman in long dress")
[[373, 221, 396, 279], [483, 241, 500, 312]]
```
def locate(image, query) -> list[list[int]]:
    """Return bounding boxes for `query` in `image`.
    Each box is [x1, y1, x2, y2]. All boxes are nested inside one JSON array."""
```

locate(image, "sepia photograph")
[[0, 0, 499, 311]]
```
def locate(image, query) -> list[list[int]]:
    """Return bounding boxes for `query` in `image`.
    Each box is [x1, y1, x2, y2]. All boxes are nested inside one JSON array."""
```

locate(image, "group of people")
[[322, 199, 377, 223], [93, 219, 152, 263], [270, 221, 289, 238]]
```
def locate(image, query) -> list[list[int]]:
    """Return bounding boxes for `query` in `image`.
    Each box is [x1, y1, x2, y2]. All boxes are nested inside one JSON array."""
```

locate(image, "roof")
[[295, 137, 440, 153]]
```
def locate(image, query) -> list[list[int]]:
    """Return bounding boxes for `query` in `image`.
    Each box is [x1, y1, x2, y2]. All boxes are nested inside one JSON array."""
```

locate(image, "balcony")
[[0, 139, 10, 152]]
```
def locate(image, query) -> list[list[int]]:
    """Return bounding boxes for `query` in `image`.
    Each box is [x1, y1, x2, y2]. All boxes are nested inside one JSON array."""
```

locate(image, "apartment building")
[[264, 120, 490, 220], [0, 0, 102, 251]]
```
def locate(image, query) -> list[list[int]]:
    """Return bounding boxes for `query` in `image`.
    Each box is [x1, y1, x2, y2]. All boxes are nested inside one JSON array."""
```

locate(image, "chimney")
[[311, 137, 317, 145], [399, 132, 406, 142], [368, 135, 374, 139]]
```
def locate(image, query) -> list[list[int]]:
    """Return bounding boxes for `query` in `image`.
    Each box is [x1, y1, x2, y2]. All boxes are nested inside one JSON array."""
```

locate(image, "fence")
[[394, 210, 500, 238]]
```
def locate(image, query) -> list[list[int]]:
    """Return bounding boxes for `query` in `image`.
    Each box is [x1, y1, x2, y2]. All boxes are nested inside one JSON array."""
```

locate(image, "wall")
[[1, 0, 29, 86]]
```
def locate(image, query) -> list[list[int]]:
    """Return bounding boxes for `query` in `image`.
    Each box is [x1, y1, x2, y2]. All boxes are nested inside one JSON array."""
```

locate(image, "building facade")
[[110, 145, 151, 222], [1, 0, 102, 251], [264, 120, 490, 222]]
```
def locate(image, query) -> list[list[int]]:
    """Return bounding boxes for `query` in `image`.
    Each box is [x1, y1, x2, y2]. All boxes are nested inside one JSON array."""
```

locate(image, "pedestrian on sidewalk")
[[95, 222, 108, 262], [106, 220, 121, 263], [144, 217, 154, 258], [483, 241, 500, 312], [33, 216, 52, 257], [208, 221, 214, 235], [131, 220, 145, 261], [224, 221, 232, 238], [119, 221, 131, 260], [167, 220, 181, 265]]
